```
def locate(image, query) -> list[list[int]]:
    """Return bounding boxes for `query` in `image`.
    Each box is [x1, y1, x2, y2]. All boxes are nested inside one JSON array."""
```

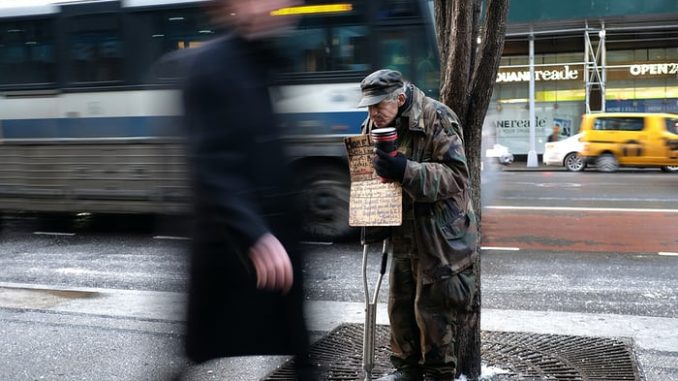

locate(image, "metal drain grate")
[[482, 331, 642, 381], [264, 324, 642, 381]]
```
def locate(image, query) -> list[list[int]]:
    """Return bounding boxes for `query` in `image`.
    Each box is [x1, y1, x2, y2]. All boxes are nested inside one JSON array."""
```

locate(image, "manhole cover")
[[264, 324, 642, 381]]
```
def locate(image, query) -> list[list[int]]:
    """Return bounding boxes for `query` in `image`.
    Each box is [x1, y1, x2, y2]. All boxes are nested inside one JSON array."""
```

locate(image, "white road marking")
[[481, 246, 520, 251], [301, 241, 334, 246], [53, 267, 176, 279], [658, 252, 678, 257], [33, 231, 75, 236], [486, 205, 678, 213], [152, 235, 190, 240]]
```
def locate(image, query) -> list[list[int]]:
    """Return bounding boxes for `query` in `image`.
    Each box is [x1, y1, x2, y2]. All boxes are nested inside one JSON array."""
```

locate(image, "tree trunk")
[[435, 0, 510, 379], [436, 0, 474, 125]]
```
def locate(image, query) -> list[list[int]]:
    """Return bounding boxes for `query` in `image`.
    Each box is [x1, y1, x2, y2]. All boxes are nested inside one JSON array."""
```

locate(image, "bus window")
[[272, 24, 369, 74], [377, 30, 412, 79], [0, 19, 56, 86], [377, 28, 439, 97], [130, 6, 213, 82], [268, 1, 367, 76], [376, 0, 420, 20], [276, 27, 330, 73], [330, 26, 369, 72], [137, 7, 212, 78], [68, 14, 123, 83], [412, 33, 439, 97]]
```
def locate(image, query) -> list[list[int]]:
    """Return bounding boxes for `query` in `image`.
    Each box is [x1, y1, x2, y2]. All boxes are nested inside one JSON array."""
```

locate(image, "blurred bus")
[[0, 0, 439, 239]]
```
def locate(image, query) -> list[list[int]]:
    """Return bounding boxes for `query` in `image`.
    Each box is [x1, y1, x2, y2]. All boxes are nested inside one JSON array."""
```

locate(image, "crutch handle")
[[379, 239, 389, 275]]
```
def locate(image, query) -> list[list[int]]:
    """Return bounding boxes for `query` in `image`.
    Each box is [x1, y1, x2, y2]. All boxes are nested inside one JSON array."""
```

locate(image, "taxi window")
[[667, 118, 678, 134], [593, 117, 644, 131]]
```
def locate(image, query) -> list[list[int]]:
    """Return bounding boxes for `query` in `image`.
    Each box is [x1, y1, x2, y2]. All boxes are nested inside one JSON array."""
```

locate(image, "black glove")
[[373, 148, 407, 183]]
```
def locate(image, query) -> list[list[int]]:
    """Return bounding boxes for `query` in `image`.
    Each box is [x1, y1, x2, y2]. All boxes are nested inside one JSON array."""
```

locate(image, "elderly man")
[[359, 69, 478, 381]]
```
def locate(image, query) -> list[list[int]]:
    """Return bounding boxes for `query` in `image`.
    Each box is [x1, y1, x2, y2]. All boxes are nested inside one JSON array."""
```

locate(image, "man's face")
[[368, 93, 405, 128], [212, 0, 301, 40]]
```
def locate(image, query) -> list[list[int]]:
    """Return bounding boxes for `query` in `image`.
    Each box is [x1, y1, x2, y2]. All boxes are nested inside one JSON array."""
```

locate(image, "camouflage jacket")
[[362, 84, 478, 283]]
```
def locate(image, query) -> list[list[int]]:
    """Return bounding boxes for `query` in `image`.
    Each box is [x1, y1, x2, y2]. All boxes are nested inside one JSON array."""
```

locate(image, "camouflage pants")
[[387, 244, 476, 377]]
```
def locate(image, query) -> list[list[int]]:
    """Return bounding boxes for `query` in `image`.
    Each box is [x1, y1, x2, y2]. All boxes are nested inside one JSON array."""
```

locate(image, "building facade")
[[488, 0, 678, 155]]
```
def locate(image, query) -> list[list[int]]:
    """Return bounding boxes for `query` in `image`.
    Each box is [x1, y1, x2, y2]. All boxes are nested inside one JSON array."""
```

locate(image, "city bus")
[[0, 0, 440, 239]]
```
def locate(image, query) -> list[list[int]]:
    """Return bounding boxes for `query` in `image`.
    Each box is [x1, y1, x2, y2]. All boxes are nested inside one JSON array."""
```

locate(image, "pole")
[[527, 32, 538, 167], [600, 23, 606, 112]]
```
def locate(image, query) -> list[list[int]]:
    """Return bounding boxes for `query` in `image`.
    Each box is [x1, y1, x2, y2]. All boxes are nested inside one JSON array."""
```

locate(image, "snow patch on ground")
[[456, 364, 511, 380]]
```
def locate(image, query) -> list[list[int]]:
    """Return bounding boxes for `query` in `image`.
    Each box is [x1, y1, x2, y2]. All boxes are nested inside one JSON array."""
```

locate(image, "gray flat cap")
[[358, 69, 404, 107]]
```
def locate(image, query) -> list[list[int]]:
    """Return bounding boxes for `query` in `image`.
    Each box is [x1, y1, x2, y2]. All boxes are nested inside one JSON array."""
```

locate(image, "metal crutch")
[[361, 227, 391, 381]]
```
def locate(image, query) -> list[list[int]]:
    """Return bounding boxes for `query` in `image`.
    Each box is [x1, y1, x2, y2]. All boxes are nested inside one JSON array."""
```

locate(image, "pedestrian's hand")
[[373, 148, 407, 183], [248, 233, 293, 294]]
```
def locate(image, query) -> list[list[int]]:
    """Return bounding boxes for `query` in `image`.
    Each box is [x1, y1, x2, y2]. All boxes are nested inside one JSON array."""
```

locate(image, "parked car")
[[485, 143, 514, 166], [543, 133, 587, 171], [580, 112, 678, 172]]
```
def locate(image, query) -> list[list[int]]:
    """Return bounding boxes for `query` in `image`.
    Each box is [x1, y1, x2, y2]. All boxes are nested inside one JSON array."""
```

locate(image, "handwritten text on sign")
[[344, 135, 402, 226]]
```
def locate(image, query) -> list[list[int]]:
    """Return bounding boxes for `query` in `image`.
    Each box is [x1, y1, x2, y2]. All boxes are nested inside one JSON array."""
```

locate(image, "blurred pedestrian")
[[359, 69, 478, 381], [177, 0, 312, 379], [547, 123, 561, 142]]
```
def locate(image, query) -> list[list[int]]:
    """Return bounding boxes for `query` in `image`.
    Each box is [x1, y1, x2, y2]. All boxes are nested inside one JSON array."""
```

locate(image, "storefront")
[[487, 0, 678, 155]]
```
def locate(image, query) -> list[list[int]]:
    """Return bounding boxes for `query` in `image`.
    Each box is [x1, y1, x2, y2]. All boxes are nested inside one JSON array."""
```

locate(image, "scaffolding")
[[584, 22, 607, 113]]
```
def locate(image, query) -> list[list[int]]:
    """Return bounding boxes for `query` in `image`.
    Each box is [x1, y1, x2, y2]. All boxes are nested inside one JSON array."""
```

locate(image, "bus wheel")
[[661, 165, 678, 173], [296, 166, 354, 241], [596, 154, 619, 173]]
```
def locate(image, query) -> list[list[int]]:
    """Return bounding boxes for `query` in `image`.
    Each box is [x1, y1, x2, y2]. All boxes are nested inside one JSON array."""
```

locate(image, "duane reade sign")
[[497, 65, 580, 83]]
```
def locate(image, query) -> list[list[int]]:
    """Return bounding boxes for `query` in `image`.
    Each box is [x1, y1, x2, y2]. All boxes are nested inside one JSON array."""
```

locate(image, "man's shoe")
[[375, 367, 422, 381]]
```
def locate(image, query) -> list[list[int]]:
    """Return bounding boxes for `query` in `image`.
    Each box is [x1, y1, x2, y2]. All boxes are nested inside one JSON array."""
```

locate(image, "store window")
[[606, 47, 678, 113]]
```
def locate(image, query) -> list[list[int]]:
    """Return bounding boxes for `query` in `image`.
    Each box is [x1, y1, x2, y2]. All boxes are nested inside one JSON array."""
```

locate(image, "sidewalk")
[[2, 282, 676, 380], [499, 161, 565, 172]]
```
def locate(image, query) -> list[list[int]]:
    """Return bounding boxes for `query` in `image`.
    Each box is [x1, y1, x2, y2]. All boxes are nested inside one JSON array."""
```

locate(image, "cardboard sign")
[[344, 135, 402, 226]]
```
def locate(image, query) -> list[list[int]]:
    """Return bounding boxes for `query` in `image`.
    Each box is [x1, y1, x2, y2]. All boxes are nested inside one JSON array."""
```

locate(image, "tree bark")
[[435, 0, 510, 379], [436, 0, 474, 125], [434, 1, 451, 82]]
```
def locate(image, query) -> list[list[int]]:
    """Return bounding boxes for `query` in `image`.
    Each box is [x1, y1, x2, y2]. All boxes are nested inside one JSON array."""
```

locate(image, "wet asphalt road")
[[0, 226, 675, 318], [0, 168, 676, 380], [1, 169, 675, 317]]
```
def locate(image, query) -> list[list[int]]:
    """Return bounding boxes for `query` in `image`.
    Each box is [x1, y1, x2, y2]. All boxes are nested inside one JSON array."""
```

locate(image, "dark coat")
[[362, 85, 478, 282], [181, 33, 308, 363]]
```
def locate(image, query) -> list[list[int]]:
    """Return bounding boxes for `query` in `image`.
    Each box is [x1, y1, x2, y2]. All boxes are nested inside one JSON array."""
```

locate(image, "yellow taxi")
[[579, 112, 678, 172]]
